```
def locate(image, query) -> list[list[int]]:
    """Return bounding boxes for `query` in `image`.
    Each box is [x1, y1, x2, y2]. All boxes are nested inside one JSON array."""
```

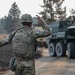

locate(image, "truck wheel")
[[56, 42, 66, 57], [48, 43, 56, 57], [67, 42, 75, 59]]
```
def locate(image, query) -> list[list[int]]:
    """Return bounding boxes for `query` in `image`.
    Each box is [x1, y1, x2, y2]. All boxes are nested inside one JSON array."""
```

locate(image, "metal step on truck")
[[46, 16, 75, 59]]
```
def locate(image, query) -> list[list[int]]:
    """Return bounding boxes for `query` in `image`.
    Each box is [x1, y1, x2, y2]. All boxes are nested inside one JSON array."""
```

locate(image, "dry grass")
[[0, 34, 8, 40]]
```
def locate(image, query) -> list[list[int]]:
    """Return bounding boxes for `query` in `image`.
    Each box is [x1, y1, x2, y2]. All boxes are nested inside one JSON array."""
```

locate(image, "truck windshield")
[[68, 28, 75, 36], [58, 21, 67, 31], [59, 20, 73, 32]]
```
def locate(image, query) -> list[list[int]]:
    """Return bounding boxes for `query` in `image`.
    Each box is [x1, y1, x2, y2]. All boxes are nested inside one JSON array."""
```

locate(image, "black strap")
[[9, 26, 25, 41]]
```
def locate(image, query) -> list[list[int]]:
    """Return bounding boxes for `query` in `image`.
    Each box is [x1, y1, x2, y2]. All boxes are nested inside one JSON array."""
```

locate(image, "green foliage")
[[8, 2, 21, 19], [2, 2, 21, 34], [39, 0, 66, 24]]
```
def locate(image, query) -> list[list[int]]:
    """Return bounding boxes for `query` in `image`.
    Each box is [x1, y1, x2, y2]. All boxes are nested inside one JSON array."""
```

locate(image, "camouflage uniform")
[[0, 14, 51, 75], [12, 26, 36, 75]]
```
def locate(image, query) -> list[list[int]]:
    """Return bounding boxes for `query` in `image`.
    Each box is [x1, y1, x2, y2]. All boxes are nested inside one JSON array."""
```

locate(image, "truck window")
[[68, 29, 75, 36], [59, 21, 67, 31]]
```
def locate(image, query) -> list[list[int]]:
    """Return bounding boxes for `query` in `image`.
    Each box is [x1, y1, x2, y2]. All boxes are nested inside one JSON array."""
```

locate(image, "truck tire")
[[56, 42, 66, 57], [48, 43, 56, 57], [67, 42, 75, 59]]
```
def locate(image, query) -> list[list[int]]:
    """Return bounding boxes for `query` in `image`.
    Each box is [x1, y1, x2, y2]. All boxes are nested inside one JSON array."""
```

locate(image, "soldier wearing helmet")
[[11, 13, 36, 75], [0, 13, 51, 75], [21, 14, 33, 26]]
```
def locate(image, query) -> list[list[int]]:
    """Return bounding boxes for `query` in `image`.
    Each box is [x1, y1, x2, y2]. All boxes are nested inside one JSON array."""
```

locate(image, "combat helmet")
[[21, 14, 33, 23]]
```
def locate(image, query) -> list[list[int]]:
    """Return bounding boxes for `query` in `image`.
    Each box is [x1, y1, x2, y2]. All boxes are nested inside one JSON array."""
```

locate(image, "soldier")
[[0, 13, 51, 75], [66, 16, 75, 26]]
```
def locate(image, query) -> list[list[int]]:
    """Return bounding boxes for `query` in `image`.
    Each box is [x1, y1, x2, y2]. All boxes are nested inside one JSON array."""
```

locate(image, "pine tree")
[[8, 2, 21, 19], [55, 0, 66, 20], [39, 0, 66, 24], [4, 2, 21, 33]]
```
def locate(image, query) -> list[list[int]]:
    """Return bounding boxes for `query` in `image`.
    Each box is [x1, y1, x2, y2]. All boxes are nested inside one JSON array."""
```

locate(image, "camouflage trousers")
[[15, 56, 35, 75]]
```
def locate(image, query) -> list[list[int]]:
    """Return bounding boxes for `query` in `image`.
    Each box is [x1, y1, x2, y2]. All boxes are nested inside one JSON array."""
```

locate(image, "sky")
[[0, 0, 75, 18], [62, 0, 75, 17], [0, 0, 43, 18]]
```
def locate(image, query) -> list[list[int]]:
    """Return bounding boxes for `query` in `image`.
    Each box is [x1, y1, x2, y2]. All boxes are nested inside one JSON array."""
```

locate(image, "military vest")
[[12, 27, 35, 57]]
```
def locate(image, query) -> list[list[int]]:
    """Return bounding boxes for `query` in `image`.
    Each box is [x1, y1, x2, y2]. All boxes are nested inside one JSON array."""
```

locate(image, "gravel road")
[[1, 48, 75, 75]]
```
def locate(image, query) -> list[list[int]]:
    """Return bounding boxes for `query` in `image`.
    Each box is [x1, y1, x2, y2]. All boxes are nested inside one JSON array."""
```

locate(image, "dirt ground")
[[1, 48, 75, 75]]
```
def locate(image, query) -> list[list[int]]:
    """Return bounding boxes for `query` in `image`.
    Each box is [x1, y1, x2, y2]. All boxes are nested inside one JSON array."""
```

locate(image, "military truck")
[[46, 16, 75, 59]]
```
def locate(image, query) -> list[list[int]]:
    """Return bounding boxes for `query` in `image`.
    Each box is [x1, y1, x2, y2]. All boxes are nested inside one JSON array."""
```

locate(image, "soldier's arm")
[[0, 31, 16, 47], [32, 15, 52, 38], [0, 27, 25, 47]]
